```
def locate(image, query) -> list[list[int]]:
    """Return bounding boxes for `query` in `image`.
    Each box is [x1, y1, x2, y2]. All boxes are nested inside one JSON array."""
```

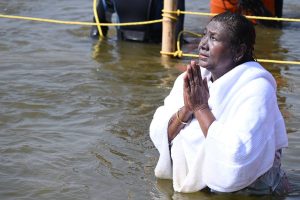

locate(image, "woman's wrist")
[[193, 103, 209, 113], [193, 105, 215, 137], [177, 106, 193, 125], [167, 106, 193, 143]]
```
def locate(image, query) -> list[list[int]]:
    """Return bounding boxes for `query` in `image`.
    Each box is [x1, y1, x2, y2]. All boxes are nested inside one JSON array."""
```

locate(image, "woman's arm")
[[193, 107, 215, 137], [167, 106, 193, 142], [183, 61, 216, 137]]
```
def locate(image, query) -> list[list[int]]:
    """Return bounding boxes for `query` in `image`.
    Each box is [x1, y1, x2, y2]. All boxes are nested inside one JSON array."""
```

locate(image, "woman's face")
[[198, 21, 236, 80]]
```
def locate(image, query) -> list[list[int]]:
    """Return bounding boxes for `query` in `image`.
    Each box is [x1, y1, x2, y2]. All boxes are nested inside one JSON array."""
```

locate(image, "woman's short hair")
[[210, 11, 256, 60]]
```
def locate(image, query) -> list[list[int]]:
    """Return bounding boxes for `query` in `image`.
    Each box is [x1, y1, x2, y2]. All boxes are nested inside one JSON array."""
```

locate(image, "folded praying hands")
[[183, 60, 210, 113]]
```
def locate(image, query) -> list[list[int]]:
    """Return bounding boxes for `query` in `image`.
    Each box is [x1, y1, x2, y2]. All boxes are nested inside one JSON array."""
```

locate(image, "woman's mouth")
[[199, 53, 208, 60]]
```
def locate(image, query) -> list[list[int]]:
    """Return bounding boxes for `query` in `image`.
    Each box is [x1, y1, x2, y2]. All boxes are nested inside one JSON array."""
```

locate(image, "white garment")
[[149, 61, 288, 193]]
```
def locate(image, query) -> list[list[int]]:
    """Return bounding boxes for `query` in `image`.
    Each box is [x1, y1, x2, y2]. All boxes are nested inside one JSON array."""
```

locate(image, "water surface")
[[0, 1, 300, 199]]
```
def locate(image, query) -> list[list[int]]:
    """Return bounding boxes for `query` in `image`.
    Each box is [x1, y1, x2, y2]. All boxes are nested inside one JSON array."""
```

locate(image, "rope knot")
[[174, 50, 183, 58], [162, 13, 177, 21]]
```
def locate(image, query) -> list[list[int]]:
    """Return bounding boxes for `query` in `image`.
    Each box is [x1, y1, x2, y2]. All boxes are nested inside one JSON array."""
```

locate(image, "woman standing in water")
[[150, 12, 289, 195]]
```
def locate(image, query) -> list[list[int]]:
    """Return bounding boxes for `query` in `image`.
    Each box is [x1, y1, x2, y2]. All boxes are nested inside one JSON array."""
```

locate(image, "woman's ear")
[[234, 43, 247, 63]]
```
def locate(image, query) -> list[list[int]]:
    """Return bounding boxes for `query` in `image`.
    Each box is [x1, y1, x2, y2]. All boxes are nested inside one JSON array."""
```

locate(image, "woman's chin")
[[198, 60, 208, 68]]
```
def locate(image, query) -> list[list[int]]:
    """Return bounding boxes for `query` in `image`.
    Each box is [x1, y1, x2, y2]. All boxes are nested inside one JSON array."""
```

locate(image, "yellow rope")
[[160, 51, 198, 58], [164, 10, 300, 22], [1, 9, 298, 26], [0, 13, 162, 26], [93, 0, 104, 38], [1, 7, 300, 65], [176, 30, 202, 56], [160, 51, 300, 65], [161, 13, 178, 21], [256, 59, 300, 65], [244, 15, 300, 22], [168, 10, 215, 17]]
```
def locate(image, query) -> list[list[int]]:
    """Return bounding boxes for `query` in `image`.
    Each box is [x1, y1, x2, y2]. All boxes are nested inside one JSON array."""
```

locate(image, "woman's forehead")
[[205, 21, 227, 33]]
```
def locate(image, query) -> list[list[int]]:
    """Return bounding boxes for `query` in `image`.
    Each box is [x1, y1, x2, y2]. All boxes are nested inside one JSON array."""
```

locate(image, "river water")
[[0, 1, 299, 200]]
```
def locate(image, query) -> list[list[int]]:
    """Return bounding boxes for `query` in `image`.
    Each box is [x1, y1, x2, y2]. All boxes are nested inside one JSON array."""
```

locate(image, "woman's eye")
[[210, 35, 216, 40]]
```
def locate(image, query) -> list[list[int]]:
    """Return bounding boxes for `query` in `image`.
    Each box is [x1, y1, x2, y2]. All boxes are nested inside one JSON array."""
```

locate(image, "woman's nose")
[[198, 36, 208, 51]]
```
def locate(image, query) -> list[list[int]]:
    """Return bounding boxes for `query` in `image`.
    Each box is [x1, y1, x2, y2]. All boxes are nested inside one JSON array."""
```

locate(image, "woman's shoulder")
[[237, 61, 277, 90]]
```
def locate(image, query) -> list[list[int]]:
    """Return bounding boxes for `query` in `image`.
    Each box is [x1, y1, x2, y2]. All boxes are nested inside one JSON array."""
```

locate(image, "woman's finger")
[[184, 72, 191, 93], [190, 60, 199, 86], [203, 77, 210, 94], [186, 64, 194, 87], [195, 62, 202, 85]]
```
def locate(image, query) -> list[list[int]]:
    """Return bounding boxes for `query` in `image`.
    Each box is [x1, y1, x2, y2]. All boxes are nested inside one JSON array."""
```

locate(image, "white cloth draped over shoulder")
[[149, 61, 288, 193]]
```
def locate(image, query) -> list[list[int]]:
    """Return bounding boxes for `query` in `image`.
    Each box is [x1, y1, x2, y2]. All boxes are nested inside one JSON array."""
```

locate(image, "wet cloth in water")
[[212, 149, 290, 195], [149, 61, 288, 193]]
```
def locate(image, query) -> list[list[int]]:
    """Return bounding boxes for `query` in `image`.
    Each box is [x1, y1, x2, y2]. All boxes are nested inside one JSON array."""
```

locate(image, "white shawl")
[[149, 61, 288, 193]]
